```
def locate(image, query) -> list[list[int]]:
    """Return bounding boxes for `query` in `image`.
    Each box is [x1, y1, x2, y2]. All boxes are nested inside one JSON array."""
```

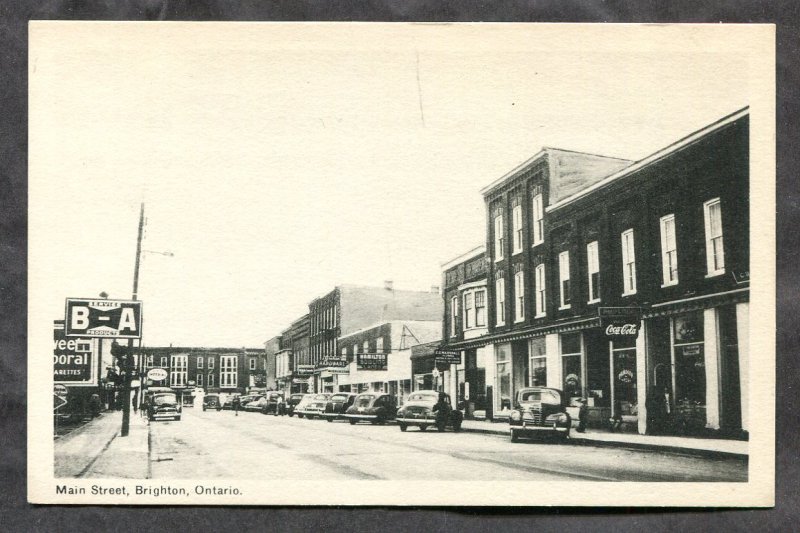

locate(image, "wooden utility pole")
[[121, 203, 145, 437]]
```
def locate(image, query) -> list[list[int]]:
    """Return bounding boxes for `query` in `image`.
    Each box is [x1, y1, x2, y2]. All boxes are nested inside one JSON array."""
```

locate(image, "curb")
[[459, 424, 749, 461]]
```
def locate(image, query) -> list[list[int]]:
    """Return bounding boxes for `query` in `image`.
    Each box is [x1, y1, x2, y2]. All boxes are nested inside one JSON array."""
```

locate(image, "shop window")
[[586, 241, 600, 303], [495, 278, 505, 326], [512, 205, 523, 254], [612, 336, 637, 417], [558, 251, 571, 309], [660, 214, 679, 286], [532, 192, 544, 246], [535, 264, 546, 317], [560, 333, 583, 400], [704, 198, 725, 276], [494, 214, 505, 262], [672, 312, 705, 408], [529, 337, 547, 387], [621, 229, 637, 296], [495, 344, 512, 411]]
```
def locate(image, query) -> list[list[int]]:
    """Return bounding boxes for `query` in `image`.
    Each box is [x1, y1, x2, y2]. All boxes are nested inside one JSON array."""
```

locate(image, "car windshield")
[[313, 394, 329, 401], [331, 395, 349, 402], [153, 394, 177, 405], [355, 395, 375, 407], [407, 393, 437, 402], [519, 389, 561, 404]]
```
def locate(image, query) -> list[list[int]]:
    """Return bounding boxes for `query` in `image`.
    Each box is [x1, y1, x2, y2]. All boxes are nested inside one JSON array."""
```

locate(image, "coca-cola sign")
[[599, 307, 642, 339]]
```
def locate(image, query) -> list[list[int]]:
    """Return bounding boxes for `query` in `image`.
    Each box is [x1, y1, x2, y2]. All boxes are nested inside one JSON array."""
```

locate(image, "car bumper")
[[320, 412, 344, 418], [396, 416, 434, 425], [152, 412, 180, 419], [510, 424, 569, 435], [344, 414, 377, 420]]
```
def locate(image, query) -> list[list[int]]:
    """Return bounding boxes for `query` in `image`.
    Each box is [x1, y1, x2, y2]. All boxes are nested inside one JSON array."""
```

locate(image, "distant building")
[[263, 336, 281, 390]]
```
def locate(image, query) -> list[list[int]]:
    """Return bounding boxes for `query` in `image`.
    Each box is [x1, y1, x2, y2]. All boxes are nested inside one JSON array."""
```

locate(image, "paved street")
[[147, 407, 747, 482]]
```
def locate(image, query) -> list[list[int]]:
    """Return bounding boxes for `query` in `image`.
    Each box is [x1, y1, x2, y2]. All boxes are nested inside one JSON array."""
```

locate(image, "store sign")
[[434, 349, 461, 365], [357, 353, 387, 370], [65, 298, 143, 339], [147, 368, 168, 381], [54, 321, 96, 385], [599, 307, 642, 339], [317, 357, 349, 369], [295, 365, 315, 377]]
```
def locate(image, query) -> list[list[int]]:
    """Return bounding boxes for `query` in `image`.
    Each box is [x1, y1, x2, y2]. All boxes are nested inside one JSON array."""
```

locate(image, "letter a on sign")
[[118, 308, 137, 333]]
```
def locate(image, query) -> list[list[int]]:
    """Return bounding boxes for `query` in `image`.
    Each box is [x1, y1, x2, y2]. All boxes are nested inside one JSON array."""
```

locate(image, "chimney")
[[430, 285, 440, 294], [384, 280, 394, 291]]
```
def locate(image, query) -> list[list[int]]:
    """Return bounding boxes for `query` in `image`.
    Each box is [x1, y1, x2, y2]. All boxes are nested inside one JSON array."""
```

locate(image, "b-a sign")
[[65, 298, 143, 339]]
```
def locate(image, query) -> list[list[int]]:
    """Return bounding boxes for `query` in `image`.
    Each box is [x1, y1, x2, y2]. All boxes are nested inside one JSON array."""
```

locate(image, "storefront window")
[[561, 332, 582, 400], [673, 312, 705, 406], [495, 344, 512, 411], [529, 337, 547, 386], [612, 336, 637, 416]]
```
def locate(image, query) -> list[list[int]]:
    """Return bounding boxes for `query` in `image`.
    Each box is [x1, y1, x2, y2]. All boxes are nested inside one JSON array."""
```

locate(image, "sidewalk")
[[459, 419, 748, 459], [54, 410, 150, 479]]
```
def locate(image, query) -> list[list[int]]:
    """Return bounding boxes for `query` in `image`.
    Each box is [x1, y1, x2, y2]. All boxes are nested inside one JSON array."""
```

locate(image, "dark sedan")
[[344, 393, 397, 425], [147, 392, 182, 422], [396, 391, 463, 432], [509, 387, 571, 442], [320, 393, 357, 422]]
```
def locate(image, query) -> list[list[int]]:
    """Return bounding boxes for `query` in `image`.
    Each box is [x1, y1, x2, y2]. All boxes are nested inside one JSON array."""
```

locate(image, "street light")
[[142, 250, 175, 257]]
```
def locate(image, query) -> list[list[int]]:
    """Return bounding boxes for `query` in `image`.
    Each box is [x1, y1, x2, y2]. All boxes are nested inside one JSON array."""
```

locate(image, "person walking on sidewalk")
[[576, 398, 588, 433], [233, 395, 240, 416]]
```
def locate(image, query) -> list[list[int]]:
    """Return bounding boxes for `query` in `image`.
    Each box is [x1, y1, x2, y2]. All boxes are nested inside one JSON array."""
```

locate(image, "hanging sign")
[[434, 349, 461, 365], [599, 307, 642, 339], [357, 353, 387, 370], [65, 298, 143, 339]]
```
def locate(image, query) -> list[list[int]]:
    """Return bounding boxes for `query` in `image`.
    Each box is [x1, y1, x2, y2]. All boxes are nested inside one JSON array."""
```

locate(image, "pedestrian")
[[576, 398, 588, 433], [89, 394, 102, 418], [609, 399, 623, 433], [275, 395, 285, 416], [233, 395, 240, 416], [432, 391, 450, 431]]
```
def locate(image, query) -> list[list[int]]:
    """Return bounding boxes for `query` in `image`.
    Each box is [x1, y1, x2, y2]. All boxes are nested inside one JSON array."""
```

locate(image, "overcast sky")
[[29, 23, 760, 347]]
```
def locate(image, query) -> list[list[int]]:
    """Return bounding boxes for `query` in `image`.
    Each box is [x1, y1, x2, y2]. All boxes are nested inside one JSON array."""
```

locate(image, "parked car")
[[297, 393, 332, 419], [202, 393, 222, 411], [243, 396, 268, 412], [321, 393, 358, 422], [344, 393, 397, 425], [396, 391, 463, 432], [285, 393, 306, 417], [292, 394, 316, 418], [260, 391, 286, 414], [147, 392, 182, 422], [239, 394, 262, 408], [508, 387, 571, 442], [221, 393, 242, 410]]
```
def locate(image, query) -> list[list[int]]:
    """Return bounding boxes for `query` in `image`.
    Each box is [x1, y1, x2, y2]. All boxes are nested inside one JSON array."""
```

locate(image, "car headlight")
[[510, 410, 522, 421], [545, 413, 567, 423]]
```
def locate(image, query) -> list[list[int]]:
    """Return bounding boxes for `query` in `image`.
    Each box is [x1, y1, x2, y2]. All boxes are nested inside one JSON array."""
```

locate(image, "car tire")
[[326, 418, 333, 423], [419, 425, 427, 431], [510, 429, 519, 443], [297, 413, 304, 418], [452, 419, 462, 432], [349, 419, 357, 425], [175, 416, 181, 421], [436, 420, 446, 432], [202, 407, 206, 411], [399, 423, 407, 432]]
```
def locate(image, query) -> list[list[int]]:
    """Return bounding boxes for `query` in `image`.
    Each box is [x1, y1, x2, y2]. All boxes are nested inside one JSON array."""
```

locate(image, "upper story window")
[[220, 355, 237, 388], [703, 198, 725, 276], [197, 356, 204, 369], [363, 340, 369, 353], [494, 214, 505, 261], [463, 292, 474, 329], [474, 290, 486, 327], [514, 270, 525, 322], [586, 241, 600, 303], [535, 264, 546, 318], [450, 295, 458, 337], [532, 193, 544, 246], [512, 205, 523, 254], [660, 214, 679, 286], [376, 337, 384, 353], [495, 278, 505, 326], [208, 357, 214, 369], [621, 229, 637, 296], [249, 358, 257, 370], [558, 251, 571, 309], [160, 356, 167, 368], [170, 355, 187, 387]]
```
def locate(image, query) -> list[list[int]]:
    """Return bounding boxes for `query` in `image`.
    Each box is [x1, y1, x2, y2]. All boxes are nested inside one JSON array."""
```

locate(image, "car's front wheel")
[[297, 413, 304, 419], [326, 418, 333, 423], [349, 419, 357, 425], [419, 425, 427, 431]]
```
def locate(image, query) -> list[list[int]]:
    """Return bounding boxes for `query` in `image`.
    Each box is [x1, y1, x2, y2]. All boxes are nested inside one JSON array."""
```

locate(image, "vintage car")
[[221, 393, 242, 410], [239, 394, 262, 409], [292, 394, 316, 418], [344, 393, 397, 425], [147, 392, 182, 421], [321, 393, 358, 422], [285, 393, 306, 417], [202, 393, 222, 411], [296, 393, 332, 419], [508, 387, 571, 442], [260, 391, 286, 414], [396, 391, 463, 432]]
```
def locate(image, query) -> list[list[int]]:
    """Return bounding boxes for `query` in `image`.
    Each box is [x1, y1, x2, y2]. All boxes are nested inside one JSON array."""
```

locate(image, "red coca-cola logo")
[[605, 323, 639, 336]]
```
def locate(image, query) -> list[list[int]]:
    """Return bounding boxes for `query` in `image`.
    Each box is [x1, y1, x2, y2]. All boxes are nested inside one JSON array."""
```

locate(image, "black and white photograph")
[[28, 22, 775, 506]]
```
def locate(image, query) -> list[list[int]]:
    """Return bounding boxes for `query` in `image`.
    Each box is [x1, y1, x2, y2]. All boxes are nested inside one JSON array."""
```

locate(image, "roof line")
[[440, 244, 486, 270], [546, 106, 749, 212], [479, 149, 548, 195]]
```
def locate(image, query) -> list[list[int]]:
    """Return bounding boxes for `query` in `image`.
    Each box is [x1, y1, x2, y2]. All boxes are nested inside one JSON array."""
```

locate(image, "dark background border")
[[2, 1, 796, 530]]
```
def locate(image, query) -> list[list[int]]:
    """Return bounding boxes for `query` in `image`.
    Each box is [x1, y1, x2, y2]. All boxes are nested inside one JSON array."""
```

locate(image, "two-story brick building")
[[442, 108, 749, 437]]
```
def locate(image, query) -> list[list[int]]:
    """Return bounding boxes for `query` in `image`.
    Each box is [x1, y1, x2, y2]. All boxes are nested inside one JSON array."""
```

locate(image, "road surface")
[[147, 407, 747, 482]]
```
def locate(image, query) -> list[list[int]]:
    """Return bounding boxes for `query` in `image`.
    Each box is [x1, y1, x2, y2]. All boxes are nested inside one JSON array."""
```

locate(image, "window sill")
[[621, 291, 637, 297], [494, 257, 504, 264], [532, 241, 544, 248], [534, 313, 546, 319], [660, 281, 679, 288], [586, 299, 601, 305], [512, 250, 523, 257], [496, 322, 506, 328], [558, 304, 572, 311], [514, 317, 525, 324], [705, 271, 725, 279]]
